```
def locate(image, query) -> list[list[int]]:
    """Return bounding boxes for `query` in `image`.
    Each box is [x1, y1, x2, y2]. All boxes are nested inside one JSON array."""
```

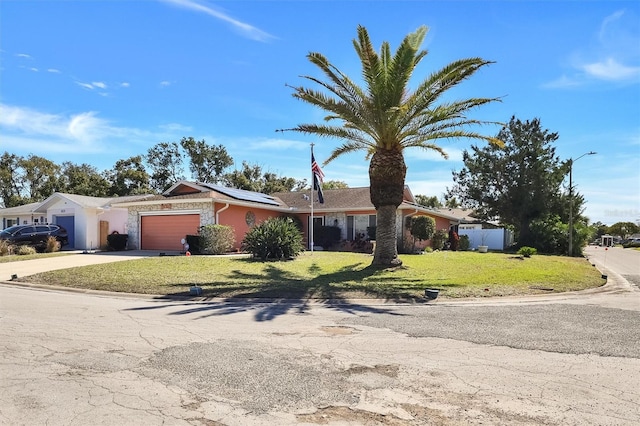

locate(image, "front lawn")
[[19, 251, 605, 300]]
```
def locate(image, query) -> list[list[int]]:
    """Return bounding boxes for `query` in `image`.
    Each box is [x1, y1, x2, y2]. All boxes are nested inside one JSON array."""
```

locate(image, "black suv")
[[0, 224, 69, 250]]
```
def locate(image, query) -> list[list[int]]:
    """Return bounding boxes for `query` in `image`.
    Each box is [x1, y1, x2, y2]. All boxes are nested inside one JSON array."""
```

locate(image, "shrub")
[[107, 233, 128, 251], [517, 246, 537, 257], [431, 229, 448, 250], [0, 240, 12, 256], [459, 234, 470, 251], [198, 224, 235, 254], [44, 236, 60, 253], [15, 245, 37, 256], [241, 217, 303, 260]]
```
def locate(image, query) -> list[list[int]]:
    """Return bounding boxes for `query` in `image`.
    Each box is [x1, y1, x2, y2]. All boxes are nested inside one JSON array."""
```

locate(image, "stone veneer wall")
[[126, 202, 214, 250]]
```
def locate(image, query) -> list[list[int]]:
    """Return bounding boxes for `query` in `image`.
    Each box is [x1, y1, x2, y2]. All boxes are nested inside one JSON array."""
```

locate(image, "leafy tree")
[[0, 152, 27, 207], [415, 195, 442, 208], [180, 137, 233, 183], [20, 155, 61, 201], [146, 142, 185, 192], [223, 161, 305, 194], [608, 222, 639, 240], [322, 180, 349, 190], [59, 162, 110, 197], [444, 196, 460, 208], [288, 25, 500, 267], [104, 156, 151, 196], [448, 116, 566, 248]]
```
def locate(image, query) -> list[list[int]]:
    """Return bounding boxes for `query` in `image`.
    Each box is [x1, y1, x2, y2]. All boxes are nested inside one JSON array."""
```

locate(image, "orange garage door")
[[141, 214, 200, 250]]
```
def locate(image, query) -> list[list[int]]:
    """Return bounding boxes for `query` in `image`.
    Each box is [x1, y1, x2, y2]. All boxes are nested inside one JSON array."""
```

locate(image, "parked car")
[[0, 224, 69, 250]]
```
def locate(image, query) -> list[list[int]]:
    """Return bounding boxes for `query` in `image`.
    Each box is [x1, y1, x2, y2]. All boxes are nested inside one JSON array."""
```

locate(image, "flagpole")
[[310, 143, 315, 253]]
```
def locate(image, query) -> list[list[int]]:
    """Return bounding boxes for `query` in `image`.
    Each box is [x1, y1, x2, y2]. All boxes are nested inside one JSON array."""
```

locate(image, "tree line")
[[0, 137, 313, 208]]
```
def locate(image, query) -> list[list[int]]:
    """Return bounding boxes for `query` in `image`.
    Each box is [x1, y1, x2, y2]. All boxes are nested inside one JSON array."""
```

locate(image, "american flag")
[[311, 153, 325, 204]]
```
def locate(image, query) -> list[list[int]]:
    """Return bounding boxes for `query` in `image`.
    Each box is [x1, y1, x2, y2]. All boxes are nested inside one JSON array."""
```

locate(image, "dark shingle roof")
[[273, 187, 373, 210]]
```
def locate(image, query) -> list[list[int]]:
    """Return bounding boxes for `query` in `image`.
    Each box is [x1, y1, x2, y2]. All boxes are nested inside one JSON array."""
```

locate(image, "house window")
[[346, 215, 372, 241]]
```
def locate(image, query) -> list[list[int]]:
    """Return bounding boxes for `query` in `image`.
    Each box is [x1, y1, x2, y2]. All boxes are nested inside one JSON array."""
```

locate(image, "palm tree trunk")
[[369, 149, 406, 267]]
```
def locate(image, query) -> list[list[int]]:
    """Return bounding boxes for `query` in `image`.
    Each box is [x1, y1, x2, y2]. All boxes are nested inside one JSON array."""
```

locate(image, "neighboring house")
[[0, 193, 150, 250], [111, 181, 461, 252], [435, 207, 514, 250]]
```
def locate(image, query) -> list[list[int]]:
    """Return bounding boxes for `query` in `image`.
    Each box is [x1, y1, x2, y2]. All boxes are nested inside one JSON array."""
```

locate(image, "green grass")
[[20, 251, 605, 300]]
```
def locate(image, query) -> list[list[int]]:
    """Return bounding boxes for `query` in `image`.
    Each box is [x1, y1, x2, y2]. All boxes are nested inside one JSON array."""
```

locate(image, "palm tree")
[[290, 25, 502, 267]]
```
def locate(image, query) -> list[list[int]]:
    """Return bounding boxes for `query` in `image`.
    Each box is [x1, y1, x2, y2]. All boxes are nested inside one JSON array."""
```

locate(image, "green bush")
[[107, 233, 128, 251], [241, 217, 304, 260], [16, 245, 37, 256], [198, 224, 235, 254], [517, 246, 537, 257], [459, 234, 470, 251], [431, 229, 448, 250], [44, 236, 61, 253]]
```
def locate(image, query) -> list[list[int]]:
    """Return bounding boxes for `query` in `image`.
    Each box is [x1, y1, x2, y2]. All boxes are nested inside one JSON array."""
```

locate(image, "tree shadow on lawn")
[[125, 261, 430, 321]]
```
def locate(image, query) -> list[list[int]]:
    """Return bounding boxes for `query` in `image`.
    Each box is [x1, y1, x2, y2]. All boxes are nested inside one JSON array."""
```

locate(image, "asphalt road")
[[1, 248, 639, 425]]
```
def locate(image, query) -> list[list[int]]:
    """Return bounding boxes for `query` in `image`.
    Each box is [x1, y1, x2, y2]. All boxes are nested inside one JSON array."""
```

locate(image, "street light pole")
[[568, 151, 596, 256]]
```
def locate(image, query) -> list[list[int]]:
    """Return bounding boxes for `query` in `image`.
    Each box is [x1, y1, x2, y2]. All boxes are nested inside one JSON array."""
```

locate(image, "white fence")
[[458, 228, 513, 251]]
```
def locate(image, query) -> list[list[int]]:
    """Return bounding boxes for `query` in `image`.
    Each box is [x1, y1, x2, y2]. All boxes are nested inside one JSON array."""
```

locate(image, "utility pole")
[[568, 151, 596, 256]]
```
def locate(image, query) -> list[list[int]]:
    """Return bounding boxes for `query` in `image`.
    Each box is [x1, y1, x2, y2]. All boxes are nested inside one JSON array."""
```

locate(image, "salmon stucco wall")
[[215, 204, 282, 250]]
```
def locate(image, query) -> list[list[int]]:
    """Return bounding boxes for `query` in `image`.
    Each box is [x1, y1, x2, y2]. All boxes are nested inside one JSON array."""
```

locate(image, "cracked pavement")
[[0, 246, 639, 425]]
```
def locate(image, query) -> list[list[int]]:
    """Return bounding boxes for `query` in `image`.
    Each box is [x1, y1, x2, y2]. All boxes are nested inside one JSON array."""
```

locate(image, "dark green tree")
[[0, 152, 27, 207], [20, 155, 61, 202], [180, 137, 233, 183], [59, 162, 110, 197], [104, 156, 151, 196], [415, 195, 442, 208], [288, 25, 500, 266], [608, 222, 639, 240], [223, 161, 305, 194], [448, 116, 566, 248], [322, 180, 349, 190], [145, 142, 185, 192]]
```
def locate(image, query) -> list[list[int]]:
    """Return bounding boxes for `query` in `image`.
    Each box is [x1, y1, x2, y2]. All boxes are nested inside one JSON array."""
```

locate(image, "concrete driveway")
[[0, 250, 157, 281], [1, 248, 639, 425]]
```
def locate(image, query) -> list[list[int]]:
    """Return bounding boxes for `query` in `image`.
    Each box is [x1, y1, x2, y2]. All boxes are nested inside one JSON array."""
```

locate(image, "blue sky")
[[1, 0, 638, 226]]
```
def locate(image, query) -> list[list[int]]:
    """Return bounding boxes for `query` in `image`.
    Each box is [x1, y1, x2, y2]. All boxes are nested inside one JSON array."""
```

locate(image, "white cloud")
[[120, 82, 130, 88], [546, 10, 640, 88], [247, 138, 309, 151], [599, 10, 625, 42], [16, 53, 31, 59], [159, 122, 193, 132], [541, 75, 583, 89], [47, 68, 61, 73], [160, 80, 171, 87], [76, 82, 95, 90], [406, 146, 463, 162], [29, 67, 38, 72], [582, 57, 640, 81], [92, 81, 107, 89], [159, 0, 275, 42]]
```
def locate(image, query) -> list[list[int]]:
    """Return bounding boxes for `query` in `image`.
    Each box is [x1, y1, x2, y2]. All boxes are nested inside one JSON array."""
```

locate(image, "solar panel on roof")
[[199, 183, 281, 206]]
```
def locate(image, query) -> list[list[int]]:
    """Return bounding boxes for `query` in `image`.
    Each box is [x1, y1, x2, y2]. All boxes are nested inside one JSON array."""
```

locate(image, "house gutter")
[[215, 203, 230, 224]]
